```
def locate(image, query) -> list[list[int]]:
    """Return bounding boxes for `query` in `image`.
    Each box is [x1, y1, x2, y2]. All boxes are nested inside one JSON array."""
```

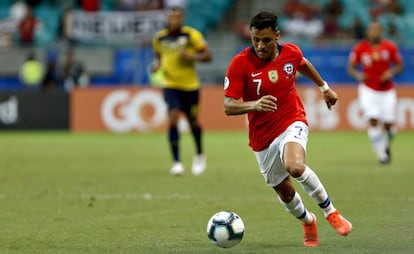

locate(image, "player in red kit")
[[348, 21, 403, 165], [224, 12, 352, 247]]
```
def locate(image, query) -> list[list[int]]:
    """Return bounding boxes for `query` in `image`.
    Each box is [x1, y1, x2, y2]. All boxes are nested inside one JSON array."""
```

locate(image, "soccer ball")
[[206, 211, 245, 248]]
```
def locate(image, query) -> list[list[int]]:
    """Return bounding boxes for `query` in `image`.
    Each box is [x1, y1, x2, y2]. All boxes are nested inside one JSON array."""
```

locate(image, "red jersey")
[[80, 0, 99, 12], [224, 44, 308, 151], [349, 39, 402, 91], [19, 16, 37, 43]]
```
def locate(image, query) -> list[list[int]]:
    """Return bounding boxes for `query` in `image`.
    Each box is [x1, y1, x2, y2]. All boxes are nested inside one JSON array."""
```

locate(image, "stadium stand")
[[0, 0, 413, 90], [185, 0, 235, 34]]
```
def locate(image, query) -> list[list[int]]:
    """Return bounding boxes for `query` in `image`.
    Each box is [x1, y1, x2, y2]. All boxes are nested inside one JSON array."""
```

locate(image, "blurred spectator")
[[17, 6, 38, 46], [19, 51, 44, 90], [370, 0, 402, 19], [323, 0, 343, 17], [282, 1, 323, 40], [57, 7, 76, 47], [283, 0, 305, 18], [41, 51, 59, 92], [322, 15, 340, 39], [350, 16, 365, 40], [232, 1, 325, 41], [78, 0, 99, 12], [321, 0, 343, 38], [61, 49, 89, 92], [9, 0, 28, 23], [388, 0, 403, 15], [386, 21, 400, 40], [137, 0, 164, 10]]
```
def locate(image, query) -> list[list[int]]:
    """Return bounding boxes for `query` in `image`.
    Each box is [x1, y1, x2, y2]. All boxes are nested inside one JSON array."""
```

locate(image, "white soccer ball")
[[206, 211, 245, 248]]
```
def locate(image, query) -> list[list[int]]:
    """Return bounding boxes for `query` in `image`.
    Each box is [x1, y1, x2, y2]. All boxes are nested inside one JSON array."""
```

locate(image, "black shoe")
[[379, 157, 390, 165], [385, 146, 391, 162]]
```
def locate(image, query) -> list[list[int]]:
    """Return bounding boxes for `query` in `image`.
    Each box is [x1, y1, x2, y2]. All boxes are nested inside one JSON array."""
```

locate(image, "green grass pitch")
[[0, 130, 413, 254]]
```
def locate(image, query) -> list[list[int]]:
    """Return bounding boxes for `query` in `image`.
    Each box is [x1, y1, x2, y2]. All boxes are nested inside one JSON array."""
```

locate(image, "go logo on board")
[[101, 89, 167, 132]]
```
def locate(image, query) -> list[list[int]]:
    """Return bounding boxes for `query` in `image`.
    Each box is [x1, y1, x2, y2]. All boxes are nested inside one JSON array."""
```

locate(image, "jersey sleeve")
[[348, 44, 360, 64], [389, 42, 403, 64], [189, 27, 208, 52], [286, 43, 306, 67], [224, 56, 245, 99], [152, 32, 161, 55]]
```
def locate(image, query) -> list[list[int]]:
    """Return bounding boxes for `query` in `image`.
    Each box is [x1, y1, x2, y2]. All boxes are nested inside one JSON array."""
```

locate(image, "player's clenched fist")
[[255, 95, 277, 112]]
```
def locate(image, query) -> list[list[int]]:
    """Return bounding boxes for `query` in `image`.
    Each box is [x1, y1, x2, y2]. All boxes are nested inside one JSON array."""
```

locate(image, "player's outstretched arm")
[[224, 95, 277, 115]]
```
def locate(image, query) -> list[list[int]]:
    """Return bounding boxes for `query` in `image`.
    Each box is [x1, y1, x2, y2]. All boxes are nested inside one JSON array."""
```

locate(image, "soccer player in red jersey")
[[348, 21, 403, 165], [224, 12, 352, 247]]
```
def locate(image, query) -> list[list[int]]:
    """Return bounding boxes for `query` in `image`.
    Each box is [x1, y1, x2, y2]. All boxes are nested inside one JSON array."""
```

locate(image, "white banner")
[[0, 19, 18, 33], [68, 10, 166, 44]]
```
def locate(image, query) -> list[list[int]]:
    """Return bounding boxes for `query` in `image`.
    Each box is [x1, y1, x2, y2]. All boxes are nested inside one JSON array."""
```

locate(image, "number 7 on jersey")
[[253, 79, 262, 95]]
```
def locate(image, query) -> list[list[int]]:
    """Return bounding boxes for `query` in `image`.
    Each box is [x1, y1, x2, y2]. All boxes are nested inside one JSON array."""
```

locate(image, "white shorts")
[[358, 84, 396, 123], [254, 121, 308, 187]]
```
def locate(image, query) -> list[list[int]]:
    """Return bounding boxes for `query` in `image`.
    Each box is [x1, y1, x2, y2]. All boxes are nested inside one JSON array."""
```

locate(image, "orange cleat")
[[326, 211, 353, 236], [303, 213, 319, 247]]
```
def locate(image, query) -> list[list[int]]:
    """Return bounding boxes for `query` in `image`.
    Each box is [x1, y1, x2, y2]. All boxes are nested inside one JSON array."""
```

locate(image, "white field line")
[[80, 193, 193, 200], [1, 194, 413, 203]]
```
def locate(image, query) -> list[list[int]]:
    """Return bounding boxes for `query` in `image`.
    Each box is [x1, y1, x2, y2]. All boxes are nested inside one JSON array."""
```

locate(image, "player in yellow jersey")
[[151, 6, 212, 176]]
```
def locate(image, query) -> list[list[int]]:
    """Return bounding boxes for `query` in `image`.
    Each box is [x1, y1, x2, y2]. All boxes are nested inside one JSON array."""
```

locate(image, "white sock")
[[295, 166, 336, 217], [278, 192, 313, 224], [367, 126, 387, 160]]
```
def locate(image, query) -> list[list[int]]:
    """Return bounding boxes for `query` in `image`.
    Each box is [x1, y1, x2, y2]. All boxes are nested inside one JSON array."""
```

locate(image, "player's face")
[[167, 9, 184, 32], [250, 27, 280, 61], [366, 22, 382, 44]]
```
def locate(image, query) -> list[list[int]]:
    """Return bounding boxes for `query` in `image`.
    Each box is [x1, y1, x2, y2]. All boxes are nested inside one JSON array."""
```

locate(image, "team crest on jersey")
[[381, 50, 390, 60], [177, 36, 188, 47], [268, 70, 278, 83], [283, 63, 294, 75]]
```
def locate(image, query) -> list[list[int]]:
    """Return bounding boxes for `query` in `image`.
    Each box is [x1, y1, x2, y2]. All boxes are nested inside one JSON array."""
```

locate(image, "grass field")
[[0, 130, 413, 254]]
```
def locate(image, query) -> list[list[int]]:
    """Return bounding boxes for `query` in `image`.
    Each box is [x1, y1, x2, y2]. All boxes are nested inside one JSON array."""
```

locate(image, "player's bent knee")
[[284, 161, 305, 178]]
